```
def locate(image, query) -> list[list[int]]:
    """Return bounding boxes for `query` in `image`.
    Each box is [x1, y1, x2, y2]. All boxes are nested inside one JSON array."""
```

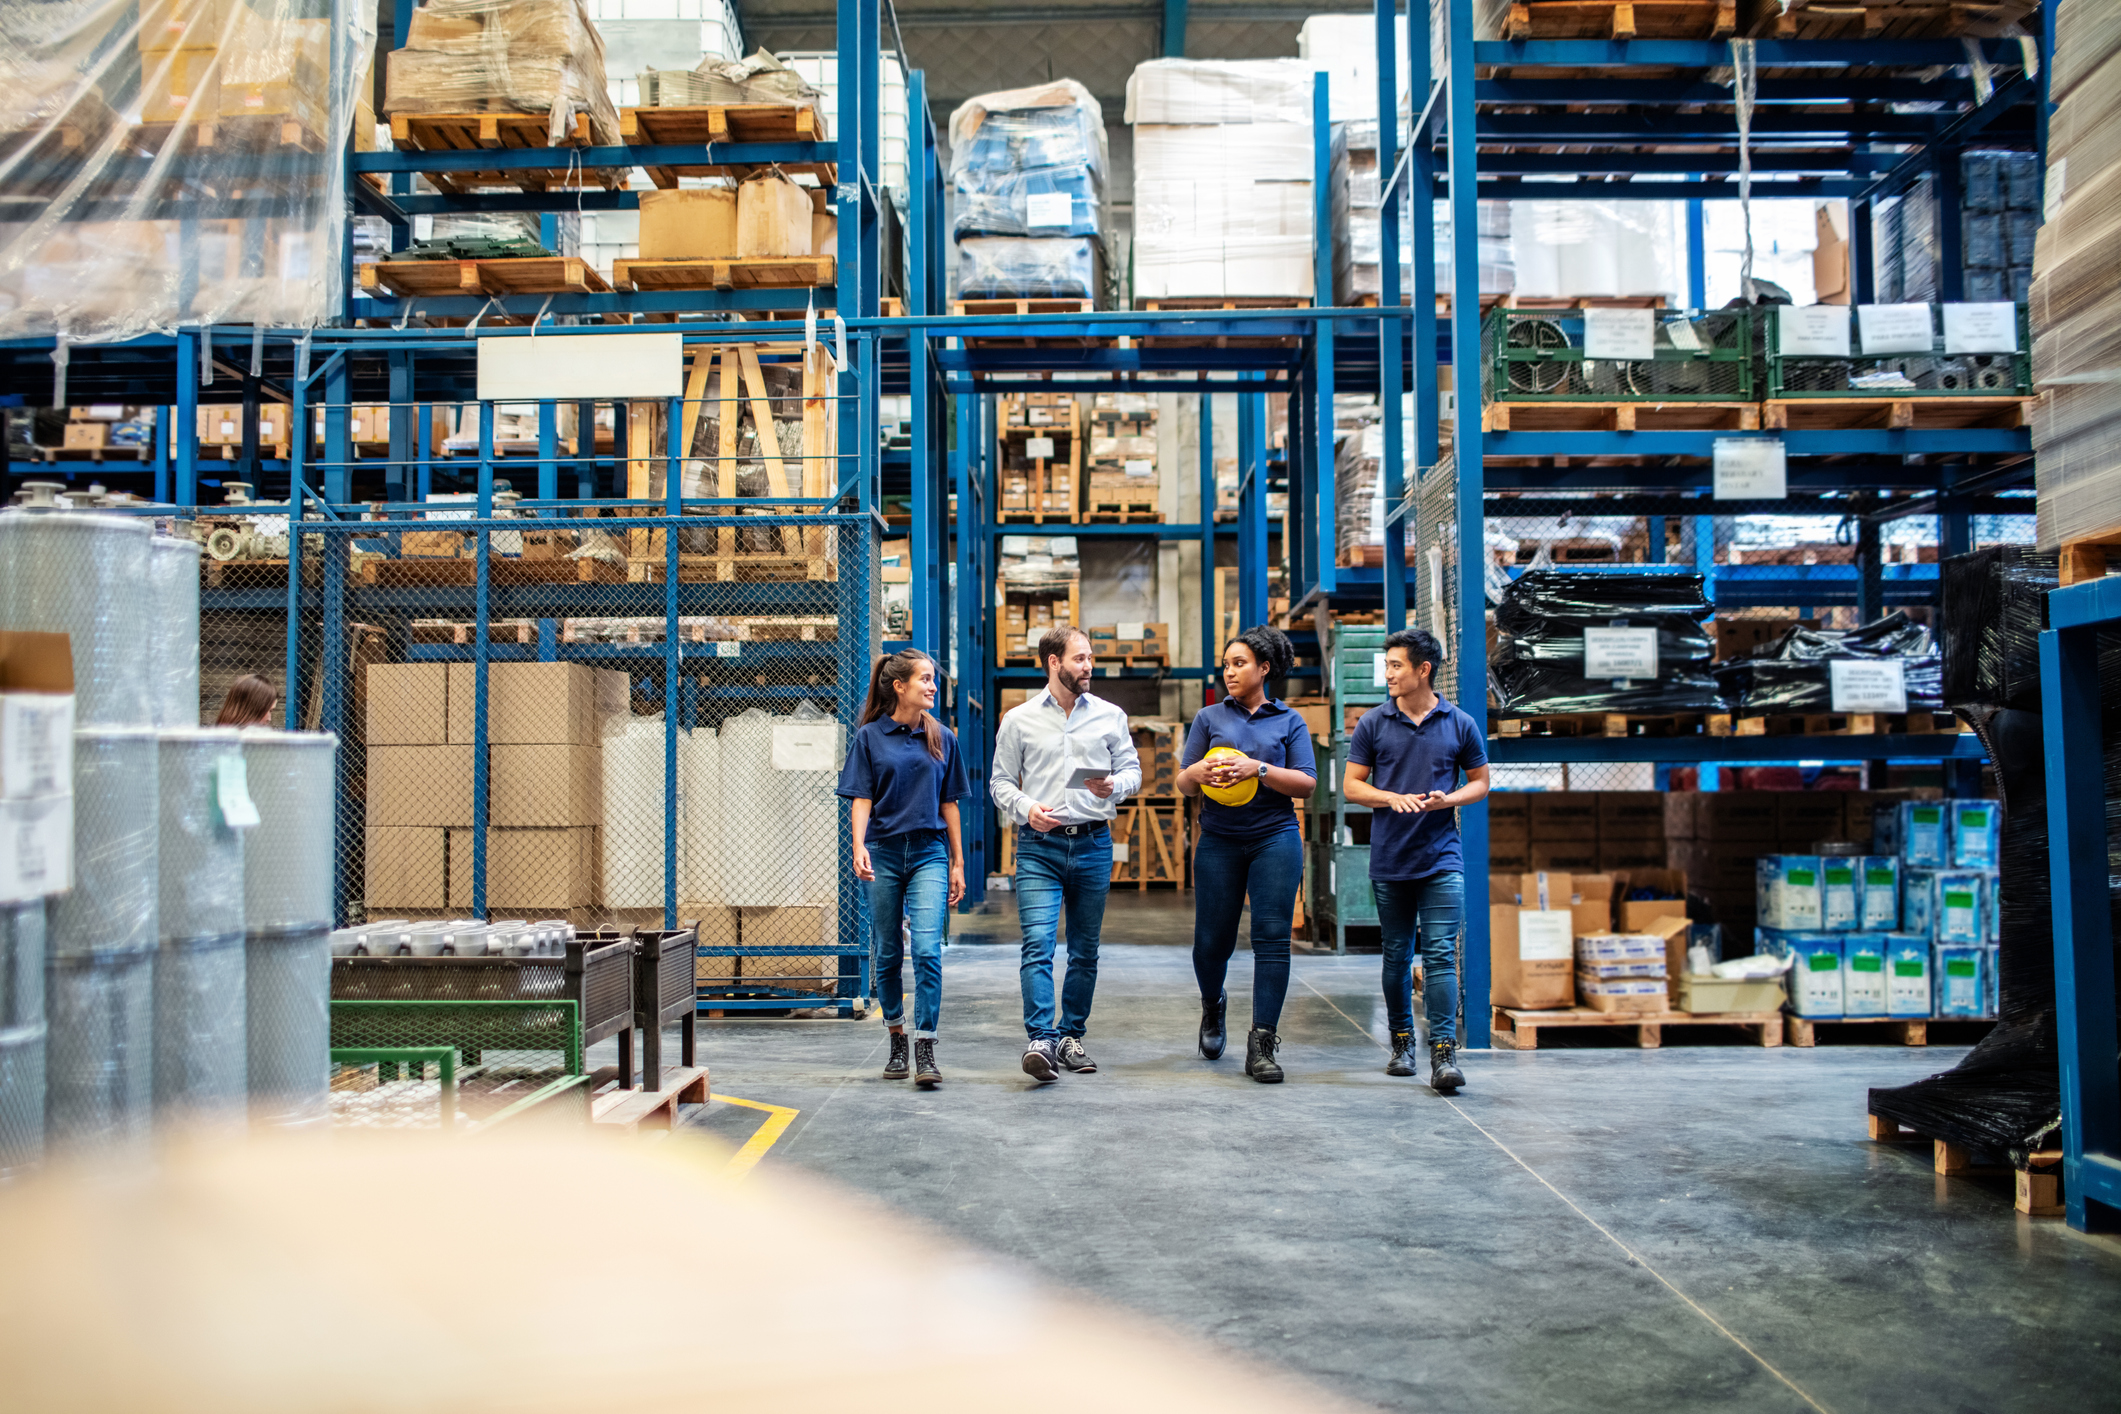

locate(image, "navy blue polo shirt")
[[1183, 696, 1317, 841], [835, 715, 971, 840], [1346, 695, 1488, 881]]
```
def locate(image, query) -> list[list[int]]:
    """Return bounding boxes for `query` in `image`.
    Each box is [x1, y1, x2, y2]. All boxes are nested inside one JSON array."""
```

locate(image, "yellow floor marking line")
[[715, 1094, 800, 1179], [1296, 973, 1837, 1414]]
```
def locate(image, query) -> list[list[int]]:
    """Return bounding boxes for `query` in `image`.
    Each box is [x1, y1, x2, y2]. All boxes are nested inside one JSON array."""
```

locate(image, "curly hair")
[[1223, 624, 1295, 686]]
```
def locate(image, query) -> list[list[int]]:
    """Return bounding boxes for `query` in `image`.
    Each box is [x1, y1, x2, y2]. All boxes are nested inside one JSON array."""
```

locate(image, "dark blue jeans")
[[1014, 827, 1112, 1042], [1191, 827, 1303, 1030], [1373, 870, 1465, 1045], [863, 831, 949, 1038]]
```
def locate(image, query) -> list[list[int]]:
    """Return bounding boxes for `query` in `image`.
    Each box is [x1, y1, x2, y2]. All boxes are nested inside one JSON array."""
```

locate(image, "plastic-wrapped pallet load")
[[947, 81, 1106, 303], [0, 508, 153, 728], [0, 0, 374, 340], [153, 728, 247, 1130], [2031, 0, 2121, 547], [1710, 612, 1944, 716], [1488, 571, 1721, 716], [241, 729, 337, 1129], [1127, 60, 1317, 300], [384, 0, 619, 146], [1329, 121, 1515, 305]]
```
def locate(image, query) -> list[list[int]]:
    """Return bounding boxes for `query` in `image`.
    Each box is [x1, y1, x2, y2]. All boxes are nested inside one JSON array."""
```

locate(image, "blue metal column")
[[536, 400, 558, 501], [323, 358, 352, 504], [1288, 367, 1311, 597], [175, 331, 199, 507], [1378, 0, 1407, 632], [664, 396, 682, 929], [1200, 393, 1217, 695], [834, 0, 865, 468], [859, 0, 881, 319], [387, 352, 414, 501], [1162, 0, 1186, 57], [151, 399, 170, 505], [416, 396, 434, 500], [284, 381, 306, 730], [953, 391, 986, 902], [1444, 0, 1489, 1042], [1238, 391, 1267, 630], [2040, 592, 2121, 1232], [470, 402, 494, 916], [575, 399, 597, 498], [1686, 200, 1707, 309], [1312, 73, 1337, 600]]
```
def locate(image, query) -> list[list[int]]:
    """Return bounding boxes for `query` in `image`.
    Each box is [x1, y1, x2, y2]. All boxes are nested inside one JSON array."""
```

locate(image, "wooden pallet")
[[1496, 294, 1669, 311], [1743, 0, 2035, 41], [2059, 529, 2121, 587], [1492, 1005, 1783, 1050], [1761, 395, 2032, 432], [131, 114, 326, 153], [1483, 400, 1758, 433], [27, 444, 152, 463], [1492, 712, 1706, 739], [1786, 1015, 1930, 1047], [360, 257, 611, 298], [610, 256, 834, 292], [1866, 1114, 2064, 1217], [204, 442, 293, 461], [362, 556, 629, 588], [386, 111, 622, 194], [591, 1065, 710, 1133], [954, 297, 1094, 318], [620, 551, 838, 584], [1112, 800, 1188, 889], [1091, 654, 1170, 670], [1083, 497, 1162, 524], [1133, 295, 1309, 349], [1499, 0, 1737, 40], [620, 103, 832, 187], [1714, 710, 1962, 737]]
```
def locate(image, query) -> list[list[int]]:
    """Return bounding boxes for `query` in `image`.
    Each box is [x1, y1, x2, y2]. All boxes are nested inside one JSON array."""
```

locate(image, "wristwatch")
[[1256, 760, 1269, 779]]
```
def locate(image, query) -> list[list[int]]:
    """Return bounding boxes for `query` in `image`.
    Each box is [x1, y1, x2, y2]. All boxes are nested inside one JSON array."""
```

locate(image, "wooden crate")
[[610, 255, 834, 293], [997, 582, 1081, 666], [620, 103, 832, 187], [386, 111, 622, 194], [998, 396, 1081, 523], [1111, 801, 1187, 889]]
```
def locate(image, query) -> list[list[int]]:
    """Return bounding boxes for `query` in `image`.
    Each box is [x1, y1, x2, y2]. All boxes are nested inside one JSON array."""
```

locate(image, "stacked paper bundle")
[[383, 0, 620, 147]]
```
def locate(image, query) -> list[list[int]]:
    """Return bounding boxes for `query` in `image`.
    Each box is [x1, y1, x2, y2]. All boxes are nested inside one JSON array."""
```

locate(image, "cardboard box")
[[1662, 792, 1698, 841], [1614, 868, 1689, 932], [690, 905, 741, 983], [1529, 793, 1599, 829], [1487, 791, 1530, 820], [1577, 976, 1668, 1013], [1698, 792, 1777, 843], [1777, 792, 1846, 846], [0, 632, 74, 801], [490, 744, 601, 828], [1597, 792, 1666, 839], [447, 662, 621, 746], [367, 745, 474, 827], [219, 16, 328, 128], [1568, 872, 1617, 939], [1713, 616, 1804, 662], [811, 209, 837, 257], [365, 662, 448, 747], [62, 422, 109, 450], [881, 538, 911, 583], [1488, 891, 1575, 1010], [736, 172, 815, 258], [1675, 972, 1787, 1015], [139, 0, 226, 51], [1489, 846, 1531, 872], [1286, 697, 1330, 740], [138, 48, 221, 123], [638, 188, 736, 261], [1597, 840, 1667, 873], [738, 905, 835, 994], [1530, 843, 1599, 875], [364, 826, 448, 910], [1812, 201, 1850, 305], [449, 827, 597, 911], [1488, 818, 1530, 852]]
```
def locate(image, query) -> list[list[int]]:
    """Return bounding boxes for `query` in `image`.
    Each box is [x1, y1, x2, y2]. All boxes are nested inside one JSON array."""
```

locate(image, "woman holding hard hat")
[[1177, 625, 1316, 1083]]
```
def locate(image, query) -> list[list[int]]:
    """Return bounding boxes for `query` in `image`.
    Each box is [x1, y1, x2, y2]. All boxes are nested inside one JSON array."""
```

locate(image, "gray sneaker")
[[1021, 1039, 1060, 1082], [1057, 1036, 1097, 1073]]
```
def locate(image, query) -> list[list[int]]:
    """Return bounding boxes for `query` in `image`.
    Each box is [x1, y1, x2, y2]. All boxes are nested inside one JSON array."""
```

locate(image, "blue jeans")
[[864, 831, 949, 1038], [1014, 827, 1112, 1042], [1192, 827, 1303, 1030], [1373, 870, 1465, 1045]]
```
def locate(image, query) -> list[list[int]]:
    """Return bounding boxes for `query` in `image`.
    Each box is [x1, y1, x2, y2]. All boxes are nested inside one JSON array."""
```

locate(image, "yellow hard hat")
[[1200, 745, 1259, 807]]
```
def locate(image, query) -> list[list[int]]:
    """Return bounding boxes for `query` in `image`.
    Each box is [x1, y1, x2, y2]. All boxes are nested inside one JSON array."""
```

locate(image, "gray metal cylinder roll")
[[0, 900, 44, 1030], [0, 510, 153, 727], [153, 934, 246, 1126], [148, 536, 202, 728], [159, 729, 246, 943], [45, 946, 153, 1156], [239, 730, 337, 933], [49, 729, 159, 958], [0, 1022, 44, 1176], [245, 928, 329, 1128]]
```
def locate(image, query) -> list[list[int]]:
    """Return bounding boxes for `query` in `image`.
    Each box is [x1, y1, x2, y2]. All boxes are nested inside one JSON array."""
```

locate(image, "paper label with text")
[[1584, 626, 1659, 680], [1829, 658, 1907, 713]]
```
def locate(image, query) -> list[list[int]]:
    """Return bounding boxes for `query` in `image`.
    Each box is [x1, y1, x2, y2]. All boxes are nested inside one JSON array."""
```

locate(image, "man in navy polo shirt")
[[1343, 627, 1489, 1093]]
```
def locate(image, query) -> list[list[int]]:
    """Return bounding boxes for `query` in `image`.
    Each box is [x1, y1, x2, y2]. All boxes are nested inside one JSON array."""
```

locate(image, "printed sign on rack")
[[1516, 910, 1575, 962], [1829, 658, 1908, 714], [1777, 305, 1851, 358], [1123, 458, 1155, 477], [1024, 192, 1074, 230], [1857, 303, 1936, 355], [1942, 302, 2020, 354], [1583, 626, 1659, 680], [1025, 436, 1056, 459], [1713, 437, 1787, 500], [1582, 307, 1656, 362], [771, 722, 838, 772]]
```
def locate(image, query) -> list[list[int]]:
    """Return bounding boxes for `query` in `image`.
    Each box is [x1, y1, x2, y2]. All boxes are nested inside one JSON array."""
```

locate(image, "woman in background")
[[838, 649, 969, 1090], [215, 674, 277, 727]]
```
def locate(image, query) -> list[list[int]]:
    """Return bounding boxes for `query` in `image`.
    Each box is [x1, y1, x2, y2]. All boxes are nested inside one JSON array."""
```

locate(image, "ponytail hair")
[[860, 649, 947, 761], [1225, 625, 1295, 688]]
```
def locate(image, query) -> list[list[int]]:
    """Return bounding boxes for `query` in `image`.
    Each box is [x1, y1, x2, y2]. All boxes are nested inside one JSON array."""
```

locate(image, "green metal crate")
[[1329, 623, 1390, 743], [1482, 306, 1753, 404], [1310, 840, 1379, 929], [330, 999, 585, 1075], [1762, 303, 2031, 399]]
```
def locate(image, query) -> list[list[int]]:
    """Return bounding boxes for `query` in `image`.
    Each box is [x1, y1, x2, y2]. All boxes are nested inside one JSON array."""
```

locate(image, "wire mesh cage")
[[1480, 306, 1753, 404], [1761, 303, 2032, 399]]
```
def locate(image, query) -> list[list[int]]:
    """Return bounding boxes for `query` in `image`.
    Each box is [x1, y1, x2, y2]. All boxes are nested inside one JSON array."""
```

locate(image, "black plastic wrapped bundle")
[[1489, 570, 1723, 715], [1711, 611, 1944, 714], [1939, 546, 2058, 710]]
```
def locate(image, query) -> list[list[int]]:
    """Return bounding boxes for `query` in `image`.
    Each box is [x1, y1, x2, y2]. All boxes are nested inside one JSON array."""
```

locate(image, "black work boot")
[[1245, 1026, 1284, 1084], [1430, 1040, 1464, 1094], [914, 1039, 941, 1089], [1385, 1031, 1418, 1077], [883, 1030, 910, 1079], [1199, 991, 1228, 1060]]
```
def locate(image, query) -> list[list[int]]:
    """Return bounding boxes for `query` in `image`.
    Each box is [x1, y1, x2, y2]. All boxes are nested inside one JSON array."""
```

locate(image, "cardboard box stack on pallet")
[[1085, 393, 1159, 521], [996, 534, 1079, 662], [382, 0, 620, 146], [1087, 621, 1170, 665], [1486, 790, 1669, 875], [1000, 394, 1082, 519], [363, 662, 625, 916]]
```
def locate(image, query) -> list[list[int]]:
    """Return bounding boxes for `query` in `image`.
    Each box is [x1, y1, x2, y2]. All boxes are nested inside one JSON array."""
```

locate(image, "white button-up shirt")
[[989, 687, 1141, 827]]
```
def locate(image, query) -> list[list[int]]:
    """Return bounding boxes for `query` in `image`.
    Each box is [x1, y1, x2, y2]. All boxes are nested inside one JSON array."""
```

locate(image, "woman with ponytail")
[[836, 649, 969, 1088], [1176, 625, 1316, 1083]]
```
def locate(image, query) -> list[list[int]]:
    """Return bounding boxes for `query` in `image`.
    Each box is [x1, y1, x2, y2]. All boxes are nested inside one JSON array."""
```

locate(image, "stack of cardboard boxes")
[[1130, 720, 1182, 797], [997, 535, 1079, 662], [1666, 790, 1892, 943], [1085, 393, 1158, 517], [1486, 791, 1668, 875], [1087, 622, 1169, 663], [1000, 395, 1081, 519], [364, 661, 624, 915]]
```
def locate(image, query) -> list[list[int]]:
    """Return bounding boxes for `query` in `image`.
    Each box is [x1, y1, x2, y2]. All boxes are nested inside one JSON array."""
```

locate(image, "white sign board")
[[1517, 910, 1575, 962], [1024, 192, 1074, 230], [1830, 659, 1908, 713], [1584, 626, 1659, 680], [1025, 436, 1056, 459], [476, 332, 684, 402], [1857, 303, 1935, 354], [771, 722, 838, 772], [1582, 307, 1656, 361], [1118, 621, 1144, 641], [1713, 438, 1787, 500], [1942, 302, 2019, 355], [1778, 305, 1851, 358], [1123, 458, 1155, 478], [0, 693, 72, 799]]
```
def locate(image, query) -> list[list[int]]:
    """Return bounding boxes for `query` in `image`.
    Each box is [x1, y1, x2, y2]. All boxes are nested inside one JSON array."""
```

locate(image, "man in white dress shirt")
[[991, 625, 1141, 1082]]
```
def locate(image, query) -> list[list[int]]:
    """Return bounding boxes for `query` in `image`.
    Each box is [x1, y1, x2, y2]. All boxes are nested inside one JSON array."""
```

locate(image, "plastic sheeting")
[[50, 727, 159, 957], [0, 510, 153, 727], [382, 0, 618, 146], [600, 712, 663, 910], [677, 726, 720, 905], [1939, 546, 2057, 711], [953, 236, 1101, 302], [148, 537, 201, 728], [45, 944, 152, 1156], [1489, 570, 1720, 715], [1712, 612, 1944, 715], [0, 0, 376, 341], [158, 728, 244, 943], [240, 729, 335, 931], [947, 80, 1106, 242]]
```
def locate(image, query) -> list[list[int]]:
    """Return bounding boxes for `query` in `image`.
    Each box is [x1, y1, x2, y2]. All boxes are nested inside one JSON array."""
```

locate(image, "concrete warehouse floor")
[[663, 896, 2121, 1414]]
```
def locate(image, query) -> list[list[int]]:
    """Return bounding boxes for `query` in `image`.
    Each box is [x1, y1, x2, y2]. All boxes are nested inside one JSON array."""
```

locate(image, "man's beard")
[[1057, 665, 1090, 697]]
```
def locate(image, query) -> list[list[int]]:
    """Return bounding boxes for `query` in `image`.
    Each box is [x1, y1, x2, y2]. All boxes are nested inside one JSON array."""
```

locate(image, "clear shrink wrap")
[[384, 0, 619, 146], [0, 0, 376, 341], [953, 237, 1101, 302], [1123, 58, 1316, 125], [1132, 117, 1313, 300], [948, 80, 1106, 242]]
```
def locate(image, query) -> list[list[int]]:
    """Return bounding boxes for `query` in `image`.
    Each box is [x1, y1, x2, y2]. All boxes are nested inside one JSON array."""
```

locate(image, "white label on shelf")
[[1112, 842, 1130, 863], [216, 753, 260, 830], [715, 640, 740, 658], [1582, 307, 1655, 361], [1123, 458, 1155, 477], [0, 694, 71, 799], [1942, 302, 2019, 354], [771, 722, 838, 772], [1778, 305, 1851, 357], [1665, 318, 1703, 352], [1025, 436, 1056, 458], [476, 331, 683, 401], [1517, 910, 1575, 962], [1712, 437, 1787, 499], [1583, 626, 1658, 680], [1025, 192, 1074, 230], [1829, 658, 1908, 713], [1857, 303, 1935, 354], [1373, 651, 1389, 687], [1118, 621, 1144, 641]]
